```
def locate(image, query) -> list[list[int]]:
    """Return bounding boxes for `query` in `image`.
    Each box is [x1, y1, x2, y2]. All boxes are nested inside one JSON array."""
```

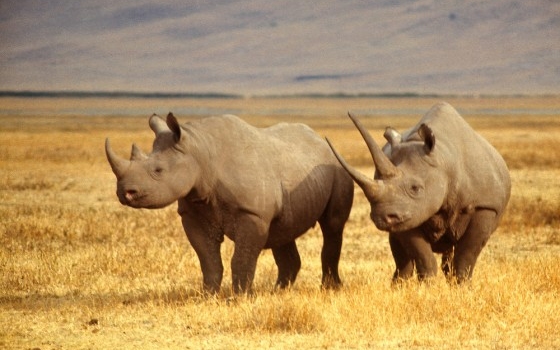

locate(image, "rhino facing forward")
[[327, 102, 510, 283], [106, 113, 354, 293]]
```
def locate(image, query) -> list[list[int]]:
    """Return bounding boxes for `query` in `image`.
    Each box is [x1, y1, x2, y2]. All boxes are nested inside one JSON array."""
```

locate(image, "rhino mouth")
[[371, 212, 412, 232], [117, 189, 148, 207], [118, 190, 173, 209]]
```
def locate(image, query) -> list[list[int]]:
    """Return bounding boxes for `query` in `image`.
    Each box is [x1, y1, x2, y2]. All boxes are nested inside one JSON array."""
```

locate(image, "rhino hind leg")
[[317, 176, 353, 290], [230, 214, 270, 294], [318, 215, 345, 289], [319, 222, 344, 289], [453, 209, 496, 283], [272, 241, 301, 288]]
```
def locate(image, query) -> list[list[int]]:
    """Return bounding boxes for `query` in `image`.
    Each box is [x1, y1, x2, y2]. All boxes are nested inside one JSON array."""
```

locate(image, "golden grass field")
[[1, 96, 559, 349]]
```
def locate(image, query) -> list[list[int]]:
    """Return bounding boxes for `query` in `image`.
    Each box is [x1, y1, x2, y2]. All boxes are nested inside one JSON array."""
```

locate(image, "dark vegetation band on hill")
[[1, 90, 556, 99]]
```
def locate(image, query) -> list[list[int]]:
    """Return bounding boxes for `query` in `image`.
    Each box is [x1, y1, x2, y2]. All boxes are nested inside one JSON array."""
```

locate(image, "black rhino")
[[327, 102, 511, 283], [106, 113, 354, 293]]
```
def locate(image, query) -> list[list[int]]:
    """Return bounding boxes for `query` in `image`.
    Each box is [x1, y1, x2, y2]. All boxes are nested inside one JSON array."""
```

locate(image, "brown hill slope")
[[0, 0, 558, 95]]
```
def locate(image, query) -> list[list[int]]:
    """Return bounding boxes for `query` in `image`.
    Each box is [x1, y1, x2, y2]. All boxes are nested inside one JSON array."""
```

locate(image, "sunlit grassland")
[[1, 96, 559, 349]]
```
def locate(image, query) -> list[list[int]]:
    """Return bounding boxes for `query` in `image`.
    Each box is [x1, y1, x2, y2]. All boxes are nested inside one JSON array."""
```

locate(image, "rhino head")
[[105, 113, 199, 209], [327, 113, 447, 233]]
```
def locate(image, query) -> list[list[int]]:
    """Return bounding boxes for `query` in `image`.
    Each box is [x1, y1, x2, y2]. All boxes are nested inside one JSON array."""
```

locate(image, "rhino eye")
[[151, 165, 165, 177], [408, 183, 423, 197]]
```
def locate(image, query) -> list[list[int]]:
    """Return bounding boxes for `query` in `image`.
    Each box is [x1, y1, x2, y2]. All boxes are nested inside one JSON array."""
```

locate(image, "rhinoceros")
[[105, 113, 354, 293], [327, 102, 511, 283]]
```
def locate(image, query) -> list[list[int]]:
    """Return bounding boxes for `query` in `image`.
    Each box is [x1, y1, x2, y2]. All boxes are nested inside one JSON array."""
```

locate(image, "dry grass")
[[1, 96, 560, 349]]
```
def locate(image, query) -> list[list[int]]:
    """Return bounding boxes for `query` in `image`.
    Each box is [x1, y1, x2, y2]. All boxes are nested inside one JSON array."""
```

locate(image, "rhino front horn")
[[347, 112, 400, 179], [105, 138, 130, 177], [325, 138, 382, 201]]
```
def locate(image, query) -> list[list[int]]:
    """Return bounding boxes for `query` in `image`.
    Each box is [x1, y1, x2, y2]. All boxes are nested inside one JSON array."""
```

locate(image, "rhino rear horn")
[[130, 143, 148, 161], [325, 137, 382, 201], [347, 112, 400, 179], [149, 113, 170, 135], [383, 127, 402, 148], [105, 138, 130, 177]]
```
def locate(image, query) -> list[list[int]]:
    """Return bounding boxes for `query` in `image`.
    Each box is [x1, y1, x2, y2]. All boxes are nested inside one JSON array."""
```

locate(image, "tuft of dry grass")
[[1, 96, 559, 349]]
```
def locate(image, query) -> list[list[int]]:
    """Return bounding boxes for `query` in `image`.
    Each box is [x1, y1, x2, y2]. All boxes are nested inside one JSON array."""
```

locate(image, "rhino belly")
[[265, 199, 327, 248], [263, 164, 335, 248]]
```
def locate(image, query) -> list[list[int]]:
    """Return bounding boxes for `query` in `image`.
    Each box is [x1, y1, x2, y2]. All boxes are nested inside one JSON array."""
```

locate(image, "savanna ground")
[[1, 96, 559, 349]]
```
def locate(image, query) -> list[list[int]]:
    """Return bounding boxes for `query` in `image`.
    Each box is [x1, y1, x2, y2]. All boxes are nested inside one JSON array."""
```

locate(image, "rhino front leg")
[[272, 241, 301, 288], [453, 209, 495, 283], [389, 234, 414, 282], [230, 214, 269, 294], [181, 215, 224, 294], [397, 228, 438, 281]]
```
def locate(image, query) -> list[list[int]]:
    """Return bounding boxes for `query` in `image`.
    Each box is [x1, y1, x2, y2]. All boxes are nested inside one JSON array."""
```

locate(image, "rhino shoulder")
[[264, 121, 316, 137], [197, 114, 251, 129], [430, 101, 458, 114], [191, 114, 263, 141]]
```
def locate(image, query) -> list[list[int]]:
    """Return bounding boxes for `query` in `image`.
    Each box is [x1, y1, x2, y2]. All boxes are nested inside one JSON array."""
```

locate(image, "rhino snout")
[[125, 189, 138, 202], [116, 185, 144, 206], [384, 213, 402, 225]]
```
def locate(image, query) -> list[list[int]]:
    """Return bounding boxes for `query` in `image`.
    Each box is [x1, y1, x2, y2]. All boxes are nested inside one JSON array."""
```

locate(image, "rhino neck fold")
[[182, 125, 218, 204]]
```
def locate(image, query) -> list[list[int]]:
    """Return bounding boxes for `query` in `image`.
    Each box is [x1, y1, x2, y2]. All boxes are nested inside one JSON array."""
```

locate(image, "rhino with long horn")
[[327, 102, 511, 283], [106, 113, 354, 293]]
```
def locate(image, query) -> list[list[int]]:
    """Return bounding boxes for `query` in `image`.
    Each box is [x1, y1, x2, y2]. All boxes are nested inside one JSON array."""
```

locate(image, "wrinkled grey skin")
[[327, 102, 511, 283], [106, 113, 353, 293]]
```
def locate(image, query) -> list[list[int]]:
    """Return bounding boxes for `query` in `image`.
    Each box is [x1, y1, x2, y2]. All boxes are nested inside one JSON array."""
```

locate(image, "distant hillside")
[[1, 0, 559, 95]]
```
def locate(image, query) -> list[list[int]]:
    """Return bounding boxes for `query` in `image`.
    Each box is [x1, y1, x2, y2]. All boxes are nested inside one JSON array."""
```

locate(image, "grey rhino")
[[327, 102, 511, 283], [105, 113, 354, 293]]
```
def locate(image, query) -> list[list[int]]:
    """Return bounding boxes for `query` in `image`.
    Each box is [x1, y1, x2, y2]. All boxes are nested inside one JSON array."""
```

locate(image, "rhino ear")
[[418, 123, 435, 153], [166, 112, 182, 142]]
